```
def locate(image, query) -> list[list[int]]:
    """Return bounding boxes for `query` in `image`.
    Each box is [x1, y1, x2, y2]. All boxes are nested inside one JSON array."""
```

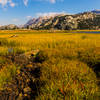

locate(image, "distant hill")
[[0, 24, 18, 30]]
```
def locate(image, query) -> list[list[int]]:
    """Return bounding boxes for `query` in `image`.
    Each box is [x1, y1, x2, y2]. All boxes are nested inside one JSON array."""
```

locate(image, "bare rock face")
[[25, 11, 100, 30]]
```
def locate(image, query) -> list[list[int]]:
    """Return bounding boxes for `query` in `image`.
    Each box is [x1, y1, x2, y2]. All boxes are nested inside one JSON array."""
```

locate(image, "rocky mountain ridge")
[[0, 24, 18, 30], [91, 9, 100, 14], [24, 11, 100, 30], [1, 10, 100, 30], [24, 13, 67, 28]]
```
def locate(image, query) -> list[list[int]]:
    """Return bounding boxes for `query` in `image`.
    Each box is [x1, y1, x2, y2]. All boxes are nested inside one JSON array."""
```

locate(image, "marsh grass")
[[34, 49, 99, 99], [0, 65, 17, 89], [0, 38, 20, 47], [0, 30, 100, 99]]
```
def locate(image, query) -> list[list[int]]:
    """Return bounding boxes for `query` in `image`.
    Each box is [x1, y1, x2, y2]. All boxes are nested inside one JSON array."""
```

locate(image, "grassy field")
[[0, 30, 100, 99]]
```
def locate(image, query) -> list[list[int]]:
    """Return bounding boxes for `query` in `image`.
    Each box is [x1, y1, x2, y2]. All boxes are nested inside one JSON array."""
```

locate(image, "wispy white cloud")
[[50, 0, 56, 4], [36, 11, 66, 17], [0, 0, 63, 8], [23, 0, 28, 6], [26, 16, 32, 20], [38, 0, 57, 4], [47, 0, 63, 4], [22, 0, 63, 5], [0, 0, 7, 6], [12, 18, 19, 22], [0, 0, 15, 7], [9, 1, 15, 7], [22, 0, 56, 5]]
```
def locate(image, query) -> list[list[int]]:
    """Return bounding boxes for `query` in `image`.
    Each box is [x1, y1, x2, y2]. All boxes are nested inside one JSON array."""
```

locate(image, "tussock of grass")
[[0, 38, 20, 47], [0, 57, 6, 65], [35, 49, 99, 99], [0, 65, 17, 89]]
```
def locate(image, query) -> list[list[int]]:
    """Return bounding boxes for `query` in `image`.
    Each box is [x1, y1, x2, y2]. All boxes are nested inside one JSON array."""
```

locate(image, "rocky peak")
[[24, 11, 100, 30], [92, 9, 100, 14]]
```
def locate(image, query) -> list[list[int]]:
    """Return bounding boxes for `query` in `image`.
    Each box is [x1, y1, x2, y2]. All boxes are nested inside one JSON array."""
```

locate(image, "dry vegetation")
[[0, 30, 100, 99]]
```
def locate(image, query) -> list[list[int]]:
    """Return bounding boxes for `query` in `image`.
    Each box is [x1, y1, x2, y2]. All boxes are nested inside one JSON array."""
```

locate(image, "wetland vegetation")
[[0, 30, 100, 100]]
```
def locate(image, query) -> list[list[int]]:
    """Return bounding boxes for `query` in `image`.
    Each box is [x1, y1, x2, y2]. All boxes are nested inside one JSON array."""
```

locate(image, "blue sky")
[[0, 0, 100, 25]]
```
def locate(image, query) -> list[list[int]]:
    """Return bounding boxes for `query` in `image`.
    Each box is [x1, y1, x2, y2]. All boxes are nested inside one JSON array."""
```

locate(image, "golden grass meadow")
[[0, 30, 100, 99]]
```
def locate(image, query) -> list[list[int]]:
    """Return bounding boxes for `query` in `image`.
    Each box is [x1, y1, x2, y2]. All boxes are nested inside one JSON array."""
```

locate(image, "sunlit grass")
[[0, 30, 100, 99], [0, 65, 17, 89]]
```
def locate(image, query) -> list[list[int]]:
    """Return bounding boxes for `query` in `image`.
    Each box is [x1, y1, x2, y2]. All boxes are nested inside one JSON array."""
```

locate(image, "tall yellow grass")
[[0, 30, 100, 99]]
